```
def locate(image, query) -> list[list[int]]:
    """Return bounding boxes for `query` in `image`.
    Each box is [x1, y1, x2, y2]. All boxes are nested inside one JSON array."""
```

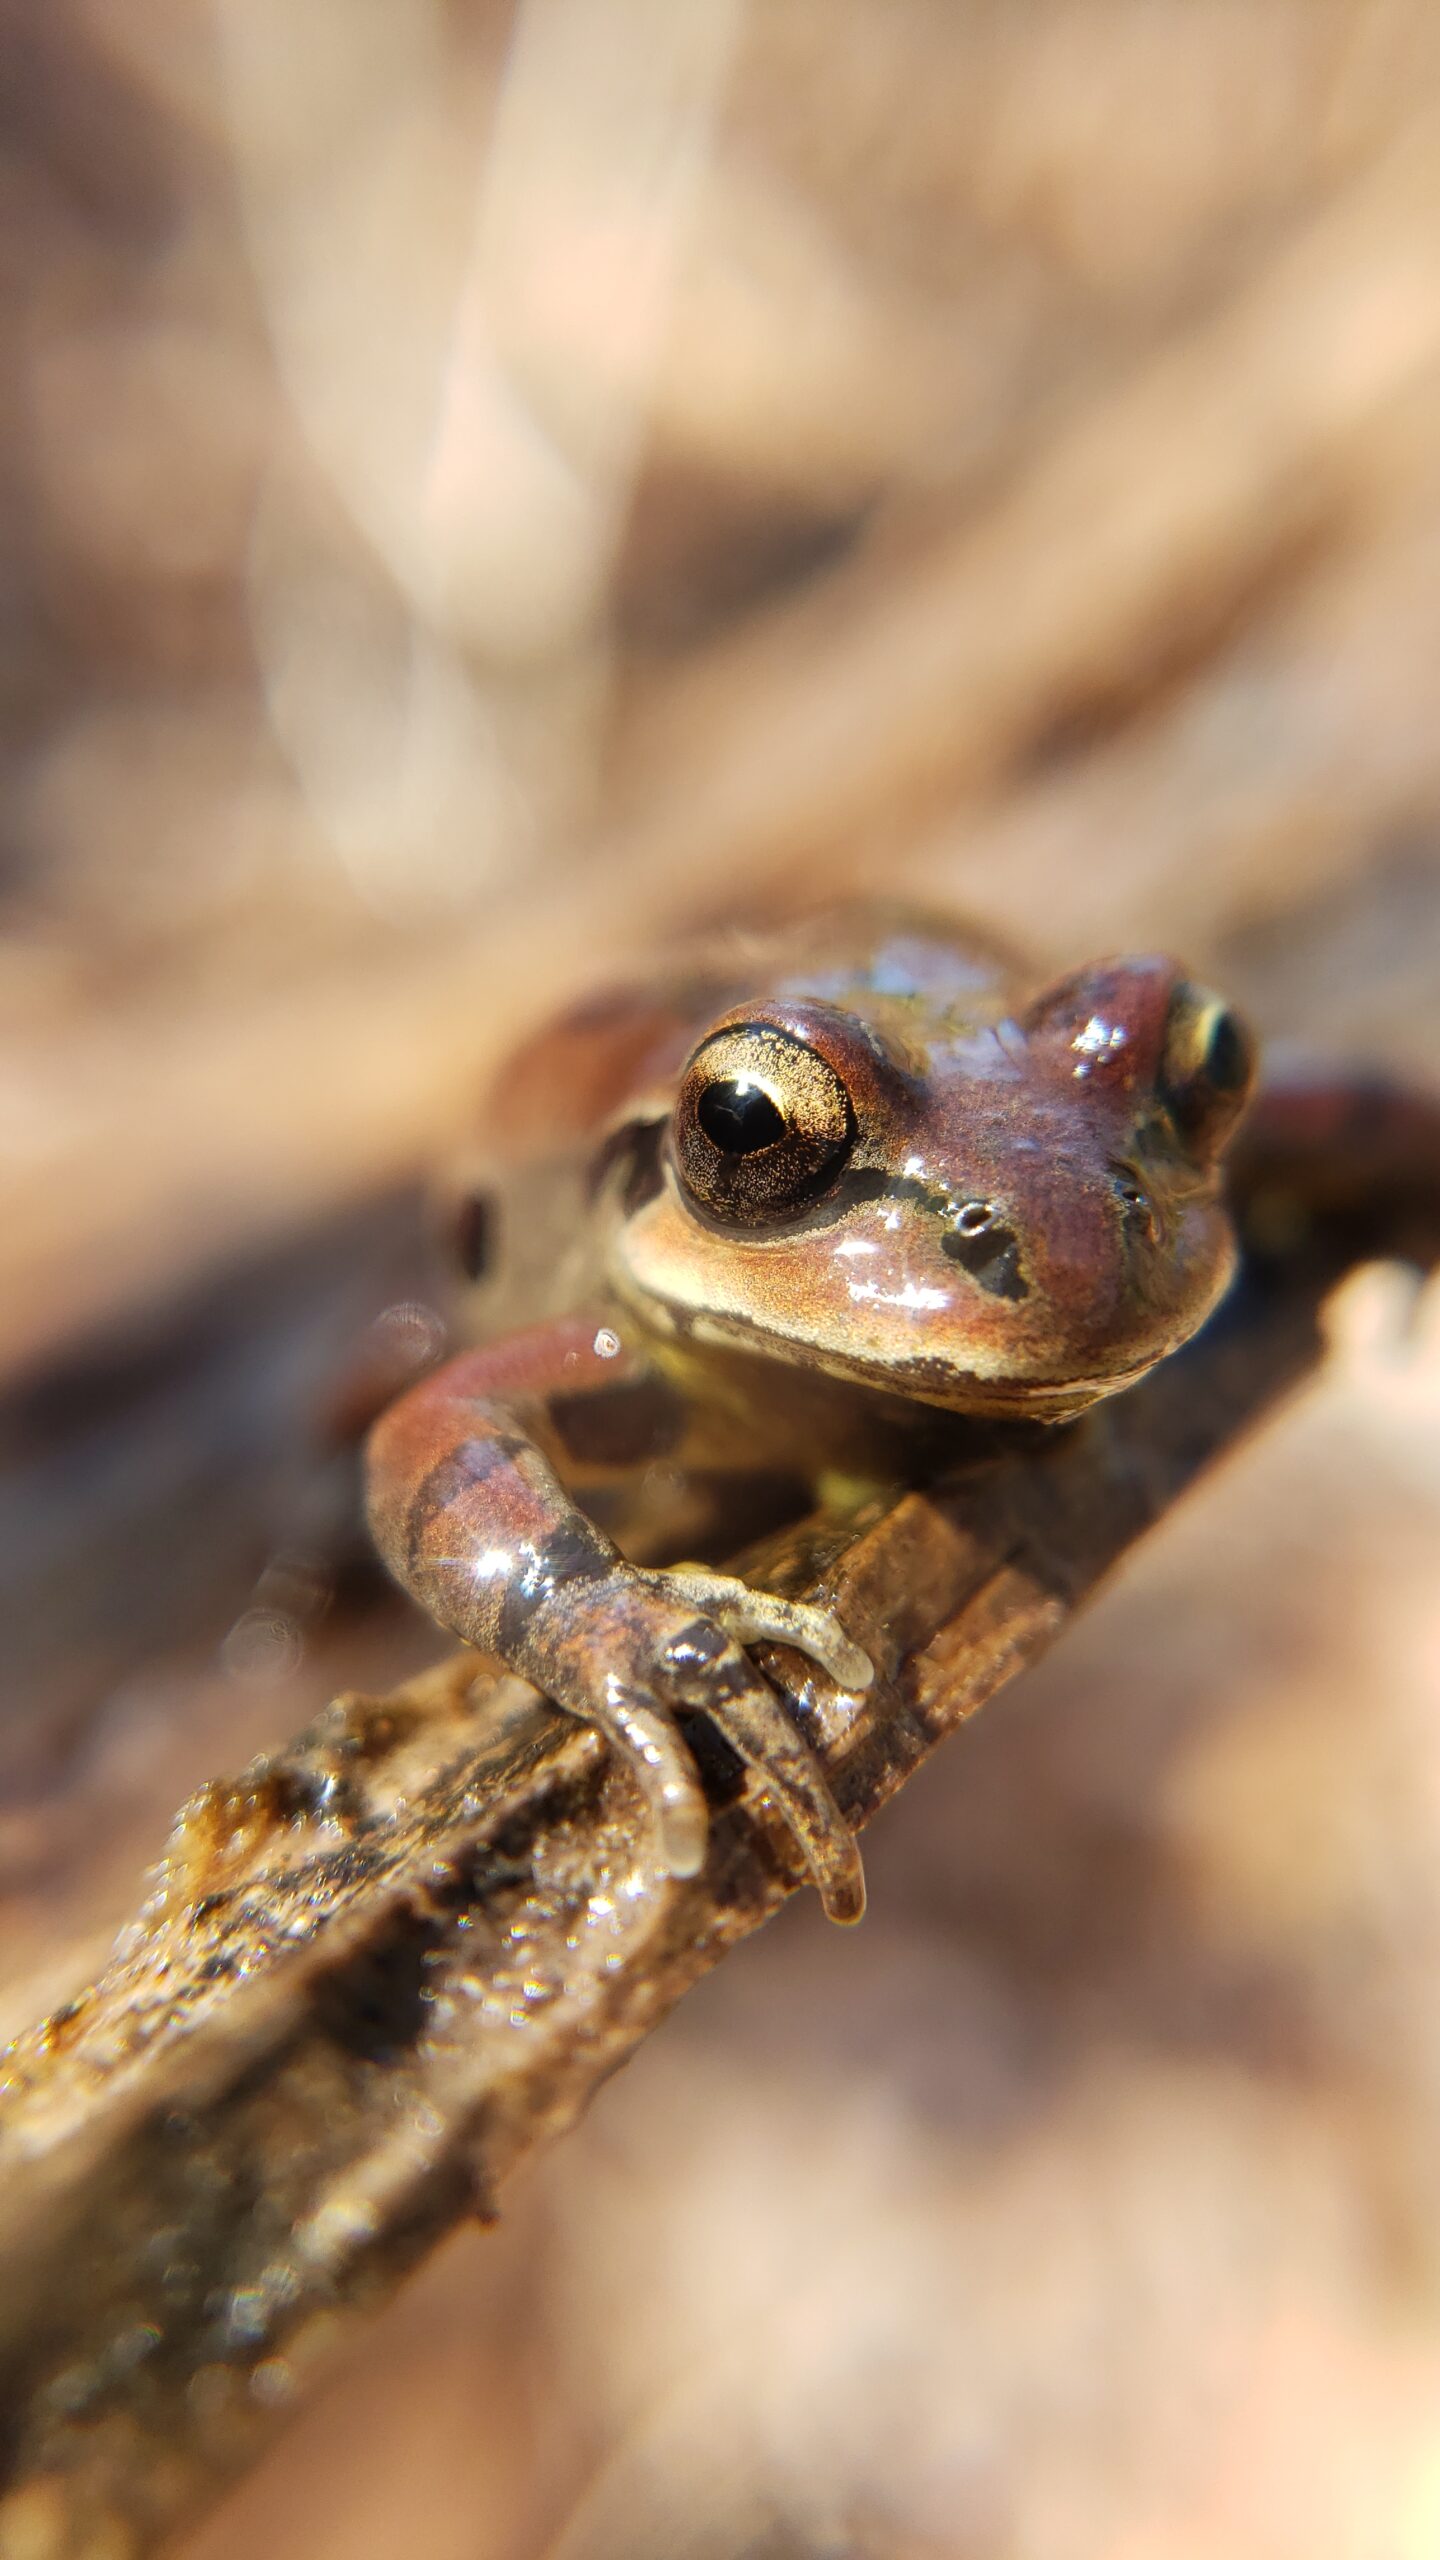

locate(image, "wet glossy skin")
[[608, 931, 1252, 1421], [367, 907, 1258, 1921]]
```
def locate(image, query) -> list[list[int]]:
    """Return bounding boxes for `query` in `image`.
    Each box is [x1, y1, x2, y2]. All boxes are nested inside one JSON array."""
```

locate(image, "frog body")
[[367, 905, 1257, 1918]]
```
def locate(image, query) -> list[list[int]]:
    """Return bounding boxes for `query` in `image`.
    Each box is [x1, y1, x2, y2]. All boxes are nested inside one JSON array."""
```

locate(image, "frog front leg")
[[365, 1314, 873, 1920]]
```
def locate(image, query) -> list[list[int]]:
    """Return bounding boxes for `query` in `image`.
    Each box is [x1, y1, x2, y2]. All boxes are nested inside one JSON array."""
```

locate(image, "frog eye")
[[1159, 984, 1257, 1156], [673, 1023, 855, 1223]]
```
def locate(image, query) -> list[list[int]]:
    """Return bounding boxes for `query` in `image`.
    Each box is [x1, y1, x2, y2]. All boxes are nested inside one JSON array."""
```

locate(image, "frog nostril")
[[942, 1211, 1029, 1300]]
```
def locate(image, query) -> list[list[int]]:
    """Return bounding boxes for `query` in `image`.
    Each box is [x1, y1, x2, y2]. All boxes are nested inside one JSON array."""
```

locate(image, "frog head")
[[606, 955, 1257, 1419]]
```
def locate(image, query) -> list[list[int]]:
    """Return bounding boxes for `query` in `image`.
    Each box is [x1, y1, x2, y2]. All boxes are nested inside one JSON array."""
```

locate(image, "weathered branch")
[[0, 1211, 1400, 2558]]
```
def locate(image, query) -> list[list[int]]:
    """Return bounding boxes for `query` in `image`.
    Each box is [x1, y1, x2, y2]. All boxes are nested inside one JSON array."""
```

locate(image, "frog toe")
[[656, 1614, 866, 1924], [537, 1570, 866, 1918], [645, 1565, 874, 1693], [713, 1690, 865, 1923], [570, 1678, 710, 1878]]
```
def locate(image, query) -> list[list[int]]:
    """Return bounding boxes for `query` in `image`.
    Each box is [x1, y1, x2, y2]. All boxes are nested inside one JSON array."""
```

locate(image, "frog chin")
[[782, 1330, 1164, 1420], [886, 1349, 1162, 1420]]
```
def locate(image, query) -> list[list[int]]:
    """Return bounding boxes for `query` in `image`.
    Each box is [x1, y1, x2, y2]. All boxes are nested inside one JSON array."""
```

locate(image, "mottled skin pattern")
[[367, 905, 1262, 1921]]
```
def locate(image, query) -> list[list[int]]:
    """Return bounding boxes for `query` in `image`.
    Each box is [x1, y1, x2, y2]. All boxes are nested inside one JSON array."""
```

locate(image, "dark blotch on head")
[[942, 1218, 1029, 1300], [696, 1078, 786, 1156], [590, 1118, 665, 1216]]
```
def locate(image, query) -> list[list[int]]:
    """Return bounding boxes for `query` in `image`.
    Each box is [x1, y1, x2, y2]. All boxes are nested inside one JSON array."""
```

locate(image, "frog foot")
[[536, 1565, 872, 1923], [640, 1565, 873, 1690], [645, 1563, 873, 1924]]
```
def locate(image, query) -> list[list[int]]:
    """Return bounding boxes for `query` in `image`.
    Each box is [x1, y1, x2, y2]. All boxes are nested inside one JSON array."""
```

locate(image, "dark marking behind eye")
[[452, 1191, 494, 1283], [941, 1220, 1029, 1299], [697, 1079, 787, 1155], [592, 1117, 665, 1216]]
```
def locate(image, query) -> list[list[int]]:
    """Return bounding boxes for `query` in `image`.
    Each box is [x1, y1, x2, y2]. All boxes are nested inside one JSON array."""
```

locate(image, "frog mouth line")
[[677, 1302, 1157, 1419]]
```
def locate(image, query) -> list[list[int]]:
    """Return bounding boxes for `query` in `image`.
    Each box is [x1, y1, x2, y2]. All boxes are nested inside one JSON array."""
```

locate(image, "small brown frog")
[[367, 905, 1258, 1919]]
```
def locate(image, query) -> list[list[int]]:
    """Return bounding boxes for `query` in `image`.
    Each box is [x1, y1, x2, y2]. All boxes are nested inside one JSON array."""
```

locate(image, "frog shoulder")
[[437, 974, 736, 1330], [479, 973, 743, 1162], [434, 1140, 604, 1332]]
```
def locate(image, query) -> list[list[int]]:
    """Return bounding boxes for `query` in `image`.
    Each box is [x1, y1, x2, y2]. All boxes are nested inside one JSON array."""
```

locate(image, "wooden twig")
[[0, 1212, 1398, 2559]]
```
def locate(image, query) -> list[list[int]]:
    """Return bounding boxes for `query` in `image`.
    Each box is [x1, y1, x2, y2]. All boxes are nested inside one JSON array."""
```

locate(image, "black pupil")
[[696, 1077, 787, 1155], [1204, 1011, 1249, 1093]]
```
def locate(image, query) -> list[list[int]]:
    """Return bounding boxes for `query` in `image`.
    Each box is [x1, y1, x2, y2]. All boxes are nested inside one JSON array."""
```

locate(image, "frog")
[[366, 903, 1258, 1921]]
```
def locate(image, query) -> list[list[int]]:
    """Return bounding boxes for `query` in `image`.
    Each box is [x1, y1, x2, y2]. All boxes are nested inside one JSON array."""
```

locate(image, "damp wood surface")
[[0, 1205, 1395, 2559]]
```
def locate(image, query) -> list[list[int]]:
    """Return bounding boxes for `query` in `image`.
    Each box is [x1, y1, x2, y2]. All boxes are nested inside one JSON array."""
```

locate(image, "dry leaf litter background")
[[3, 3, 1440, 2555]]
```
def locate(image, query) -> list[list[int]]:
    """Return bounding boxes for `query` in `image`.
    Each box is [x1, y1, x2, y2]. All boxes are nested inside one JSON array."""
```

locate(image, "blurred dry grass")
[[3, 2, 1440, 2555]]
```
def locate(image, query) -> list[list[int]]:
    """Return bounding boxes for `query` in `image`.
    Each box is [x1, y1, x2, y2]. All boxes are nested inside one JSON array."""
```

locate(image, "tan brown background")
[[3, 3, 1440, 2553]]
